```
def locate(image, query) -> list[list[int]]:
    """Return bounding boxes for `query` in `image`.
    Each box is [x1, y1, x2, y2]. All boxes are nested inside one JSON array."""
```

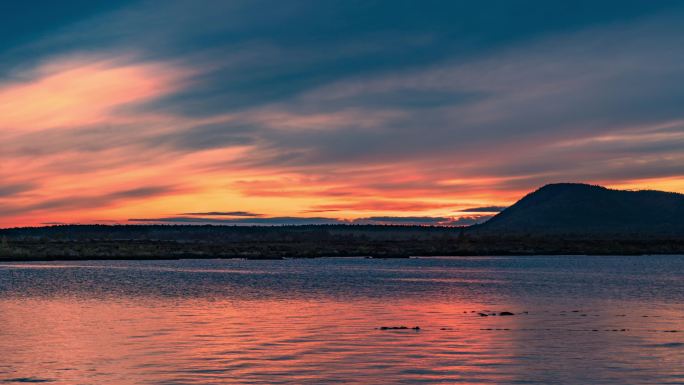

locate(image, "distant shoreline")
[[2, 224, 683, 262], [4, 242, 683, 261], [2, 252, 684, 263]]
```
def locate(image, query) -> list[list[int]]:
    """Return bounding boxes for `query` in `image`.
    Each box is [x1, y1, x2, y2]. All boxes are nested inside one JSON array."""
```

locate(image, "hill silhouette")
[[473, 183, 684, 237]]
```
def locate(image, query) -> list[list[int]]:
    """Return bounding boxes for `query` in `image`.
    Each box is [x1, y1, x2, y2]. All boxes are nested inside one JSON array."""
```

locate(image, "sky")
[[1, 0, 684, 227]]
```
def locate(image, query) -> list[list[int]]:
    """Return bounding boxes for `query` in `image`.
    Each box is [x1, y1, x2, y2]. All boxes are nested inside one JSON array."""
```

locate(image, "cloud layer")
[[1, 1, 683, 227], [128, 215, 492, 227]]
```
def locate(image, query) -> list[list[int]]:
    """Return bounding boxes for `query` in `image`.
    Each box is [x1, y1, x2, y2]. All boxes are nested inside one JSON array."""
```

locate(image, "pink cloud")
[[0, 55, 187, 132]]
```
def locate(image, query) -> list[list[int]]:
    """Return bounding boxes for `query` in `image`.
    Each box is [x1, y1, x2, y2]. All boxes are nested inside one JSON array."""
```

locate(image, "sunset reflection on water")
[[0, 257, 682, 384]]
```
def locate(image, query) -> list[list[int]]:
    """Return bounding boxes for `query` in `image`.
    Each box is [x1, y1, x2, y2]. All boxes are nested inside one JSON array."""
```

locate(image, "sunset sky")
[[1, 0, 684, 228]]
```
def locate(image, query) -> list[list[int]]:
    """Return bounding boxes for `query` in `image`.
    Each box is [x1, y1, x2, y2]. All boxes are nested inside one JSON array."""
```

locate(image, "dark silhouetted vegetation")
[[0, 224, 682, 261]]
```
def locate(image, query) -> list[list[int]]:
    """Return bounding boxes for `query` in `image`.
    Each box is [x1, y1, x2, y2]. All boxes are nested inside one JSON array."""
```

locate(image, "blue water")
[[0, 256, 682, 384]]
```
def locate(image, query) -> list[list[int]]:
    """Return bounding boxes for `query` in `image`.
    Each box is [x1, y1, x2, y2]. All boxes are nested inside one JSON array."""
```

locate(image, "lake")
[[1, 256, 683, 384]]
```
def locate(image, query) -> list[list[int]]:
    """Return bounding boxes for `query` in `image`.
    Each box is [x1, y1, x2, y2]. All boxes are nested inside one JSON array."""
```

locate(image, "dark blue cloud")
[[461, 206, 507, 213], [142, 1, 684, 115], [0, 0, 137, 54], [0, 183, 37, 197], [0, 186, 178, 216], [352, 216, 493, 226], [352, 216, 450, 225], [181, 211, 262, 217], [150, 122, 255, 151]]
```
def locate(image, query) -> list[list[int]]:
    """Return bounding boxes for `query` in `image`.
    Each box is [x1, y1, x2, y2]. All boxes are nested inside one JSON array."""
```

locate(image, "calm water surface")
[[0, 256, 683, 384]]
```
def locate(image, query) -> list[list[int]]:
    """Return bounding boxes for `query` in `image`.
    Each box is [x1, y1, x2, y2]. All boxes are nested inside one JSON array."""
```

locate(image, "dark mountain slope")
[[473, 183, 684, 237]]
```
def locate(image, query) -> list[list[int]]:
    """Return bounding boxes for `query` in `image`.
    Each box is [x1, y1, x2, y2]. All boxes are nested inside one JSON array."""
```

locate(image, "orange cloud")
[[0, 55, 186, 132]]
